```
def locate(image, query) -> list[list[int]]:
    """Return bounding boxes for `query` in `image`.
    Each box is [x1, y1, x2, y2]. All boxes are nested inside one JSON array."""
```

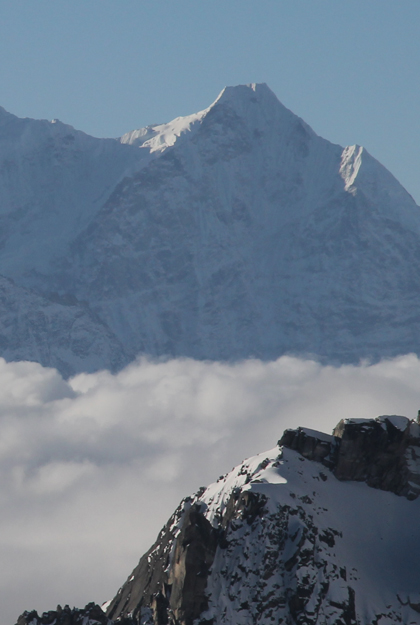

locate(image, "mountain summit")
[[1, 84, 420, 375]]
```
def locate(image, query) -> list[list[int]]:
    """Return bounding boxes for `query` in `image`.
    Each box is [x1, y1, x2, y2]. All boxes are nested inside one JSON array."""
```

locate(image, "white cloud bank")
[[2, 354, 420, 624]]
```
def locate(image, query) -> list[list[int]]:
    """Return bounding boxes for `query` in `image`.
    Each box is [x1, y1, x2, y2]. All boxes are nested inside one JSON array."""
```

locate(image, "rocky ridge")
[[280, 414, 420, 499], [16, 415, 420, 625]]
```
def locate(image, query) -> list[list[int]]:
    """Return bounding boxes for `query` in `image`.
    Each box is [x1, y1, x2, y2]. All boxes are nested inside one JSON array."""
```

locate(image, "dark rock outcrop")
[[279, 415, 420, 499], [106, 496, 221, 625], [16, 603, 115, 625], [279, 426, 338, 469]]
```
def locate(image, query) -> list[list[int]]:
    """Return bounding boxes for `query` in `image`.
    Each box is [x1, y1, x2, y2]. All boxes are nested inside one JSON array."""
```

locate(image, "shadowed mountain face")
[[1, 84, 420, 374], [16, 416, 420, 625]]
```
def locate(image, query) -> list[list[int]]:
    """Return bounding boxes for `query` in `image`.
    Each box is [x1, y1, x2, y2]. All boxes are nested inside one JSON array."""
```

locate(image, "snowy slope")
[[0, 105, 150, 281], [2, 85, 420, 373], [0, 274, 128, 376], [199, 448, 420, 625]]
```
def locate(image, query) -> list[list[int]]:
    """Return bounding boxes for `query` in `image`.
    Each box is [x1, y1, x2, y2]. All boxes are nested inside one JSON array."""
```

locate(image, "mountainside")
[[0, 274, 127, 376], [17, 415, 420, 625], [2, 85, 420, 374]]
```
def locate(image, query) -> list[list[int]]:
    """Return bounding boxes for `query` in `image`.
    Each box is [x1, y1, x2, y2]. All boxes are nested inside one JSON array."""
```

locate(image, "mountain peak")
[[121, 83, 304, 153], [213, 82, 276, 104], [210, 81, 302, 125]]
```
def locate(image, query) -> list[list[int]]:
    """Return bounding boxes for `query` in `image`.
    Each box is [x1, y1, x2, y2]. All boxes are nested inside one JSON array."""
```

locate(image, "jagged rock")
[[279, 415, 420, 499], [106, 497, 220, 625], [278, 426, 337, 469], [15, 603, 116, 625]]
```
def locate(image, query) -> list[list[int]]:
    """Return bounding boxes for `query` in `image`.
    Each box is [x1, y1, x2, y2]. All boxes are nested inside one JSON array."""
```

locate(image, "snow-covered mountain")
[[2, 84, 420, 374], [17, 414, 420, 625]]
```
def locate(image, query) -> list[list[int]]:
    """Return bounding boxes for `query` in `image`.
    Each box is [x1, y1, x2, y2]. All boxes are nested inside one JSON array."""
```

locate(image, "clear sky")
[[0, 1, 419, 202]]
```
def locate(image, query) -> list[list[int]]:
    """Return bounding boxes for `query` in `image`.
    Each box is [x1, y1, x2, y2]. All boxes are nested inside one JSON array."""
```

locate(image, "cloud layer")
[[2, 354, 420, 624]]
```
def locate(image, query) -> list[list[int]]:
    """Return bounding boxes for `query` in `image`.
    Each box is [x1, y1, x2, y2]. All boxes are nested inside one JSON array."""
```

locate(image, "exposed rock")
[[279, 415, 420, 499], [106, 496, 221, 625], [279, 426, 338, 469], [15, 603, 115, 625]]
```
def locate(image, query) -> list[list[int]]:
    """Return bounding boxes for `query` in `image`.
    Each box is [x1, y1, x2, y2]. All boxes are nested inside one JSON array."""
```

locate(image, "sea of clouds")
[[2, 354, 420, 624]]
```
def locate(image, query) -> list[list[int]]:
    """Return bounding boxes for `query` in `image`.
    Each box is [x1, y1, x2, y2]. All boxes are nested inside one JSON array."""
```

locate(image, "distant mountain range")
[[16, 414, 420, 625], [1, 83, 420, 376]]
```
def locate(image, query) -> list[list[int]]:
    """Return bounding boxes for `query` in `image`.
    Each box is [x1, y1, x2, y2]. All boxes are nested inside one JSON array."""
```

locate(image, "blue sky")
[[0, 1, 419, 201]]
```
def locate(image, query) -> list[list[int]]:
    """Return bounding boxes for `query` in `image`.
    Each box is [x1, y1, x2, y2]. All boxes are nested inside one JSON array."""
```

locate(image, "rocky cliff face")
[[280, 414, 420, 499], [2, 85, 420, 374], [19, 415, 420, 625], [105, 495, 219, 625]]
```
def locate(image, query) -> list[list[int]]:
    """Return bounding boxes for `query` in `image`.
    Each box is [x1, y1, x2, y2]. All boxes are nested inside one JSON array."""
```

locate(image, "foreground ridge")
[[16, 416, 420, 625]]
